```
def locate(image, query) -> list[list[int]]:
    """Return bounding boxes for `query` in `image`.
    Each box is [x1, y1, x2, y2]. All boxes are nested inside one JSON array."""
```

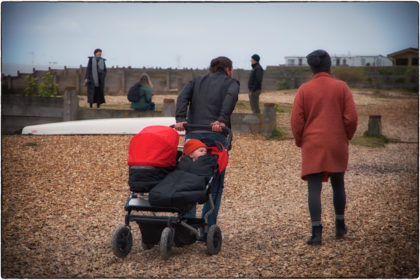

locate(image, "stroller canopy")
[[128, 126, 179, 167]]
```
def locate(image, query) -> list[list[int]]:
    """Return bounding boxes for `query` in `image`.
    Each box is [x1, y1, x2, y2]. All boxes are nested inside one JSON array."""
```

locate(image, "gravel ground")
[[1, 89, 418, 278]]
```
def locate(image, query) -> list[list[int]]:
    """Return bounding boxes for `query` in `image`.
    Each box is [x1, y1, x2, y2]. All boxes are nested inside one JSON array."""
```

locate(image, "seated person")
[[130, 73, 155, 111], [149, 139, 218, 211]]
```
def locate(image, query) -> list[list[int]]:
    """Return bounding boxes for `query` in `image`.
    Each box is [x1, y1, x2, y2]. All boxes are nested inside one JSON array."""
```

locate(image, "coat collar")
[[89, 56, 106, 61], [215, 69, 228, 76], [313, 72, 331, 79]]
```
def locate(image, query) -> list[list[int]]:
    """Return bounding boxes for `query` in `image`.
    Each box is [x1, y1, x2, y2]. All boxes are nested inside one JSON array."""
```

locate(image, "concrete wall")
[[1, 91, 172, 134], [2, 92, 277, 135], [2, 95, 64, 133]]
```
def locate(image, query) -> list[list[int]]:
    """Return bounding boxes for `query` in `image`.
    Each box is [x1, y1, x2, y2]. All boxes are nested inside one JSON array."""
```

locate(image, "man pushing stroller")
[[174, 56, 239, 238]]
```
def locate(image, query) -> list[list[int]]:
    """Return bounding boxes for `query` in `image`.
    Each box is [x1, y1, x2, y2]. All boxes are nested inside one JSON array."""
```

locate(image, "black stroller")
[[111, 124, 231, 260]]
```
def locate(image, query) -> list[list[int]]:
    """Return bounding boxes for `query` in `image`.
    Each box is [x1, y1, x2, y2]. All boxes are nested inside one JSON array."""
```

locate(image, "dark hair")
[[94, 48, 102, 55], [209, 56, 232, 73]]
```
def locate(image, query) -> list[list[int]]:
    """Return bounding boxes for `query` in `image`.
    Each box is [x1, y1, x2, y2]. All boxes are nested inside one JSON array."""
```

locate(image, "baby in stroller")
[[112, 125, 229, 260], [183, 139, 208, 161], [148, 139, 219, 212]]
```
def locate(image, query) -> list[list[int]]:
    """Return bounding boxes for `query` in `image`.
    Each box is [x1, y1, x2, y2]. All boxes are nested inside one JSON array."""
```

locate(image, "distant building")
[[285, 54, 392, 67], [387, 48, 419, 66]]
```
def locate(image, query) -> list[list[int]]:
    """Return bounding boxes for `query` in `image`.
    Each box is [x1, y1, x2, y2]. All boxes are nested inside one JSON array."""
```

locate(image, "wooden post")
[[166, 70, 171, 91], [63, 87, 79, 121], [7, 75, 12, 90], [75, 69, 81, 94], [366, 115, 382, 136], [262, 102, 276, 136], [163, 98, 175, 117], [121, 68, 126, 94]]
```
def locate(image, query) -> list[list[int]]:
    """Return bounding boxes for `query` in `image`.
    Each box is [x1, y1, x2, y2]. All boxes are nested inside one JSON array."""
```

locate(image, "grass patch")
[[234, 100, 252, 111], [357, 89, 418, 99], [277, 79, 288, 90], [400, 89, 419, 97], [234, 101, 292, 114], [351, 134, 397, 148], [25, 142, 38, 147], [274, 103, 292, 113], [265, 128, 285, 140], [370, 89, 392, 99], [332, 67, 366, 84], [274, 104, 285, 113]]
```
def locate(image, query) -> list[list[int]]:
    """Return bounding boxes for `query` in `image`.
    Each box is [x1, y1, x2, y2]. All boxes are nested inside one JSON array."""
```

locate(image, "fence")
[[2, 65, 417, 97]]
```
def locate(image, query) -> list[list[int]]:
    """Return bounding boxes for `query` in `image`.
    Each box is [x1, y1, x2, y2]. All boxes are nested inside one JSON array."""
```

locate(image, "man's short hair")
[[94, 48, 102, 55], [209, 56, 232, 73]]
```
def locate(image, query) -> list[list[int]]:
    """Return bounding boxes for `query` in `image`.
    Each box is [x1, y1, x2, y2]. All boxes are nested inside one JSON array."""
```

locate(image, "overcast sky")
[[1, 1, 419, 71]]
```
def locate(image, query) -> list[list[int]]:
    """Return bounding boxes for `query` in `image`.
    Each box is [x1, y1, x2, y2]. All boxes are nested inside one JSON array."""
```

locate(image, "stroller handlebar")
[[171, 123, 232, 151]]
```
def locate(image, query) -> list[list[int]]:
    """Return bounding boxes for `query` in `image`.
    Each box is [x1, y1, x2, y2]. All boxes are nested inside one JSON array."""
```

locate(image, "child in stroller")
[[183, 139, 208, 161], [111, 125, 230, 260]]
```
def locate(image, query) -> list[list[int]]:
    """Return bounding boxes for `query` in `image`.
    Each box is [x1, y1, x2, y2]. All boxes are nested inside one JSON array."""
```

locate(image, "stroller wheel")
[[111, 226, 133, 258], [159, 227, 174, 260], [206, 225, 222, 255], [141, 242, 154, 250]]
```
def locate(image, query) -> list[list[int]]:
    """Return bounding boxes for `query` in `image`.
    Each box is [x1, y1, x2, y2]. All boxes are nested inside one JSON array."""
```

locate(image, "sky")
[[1, 1, 419, 73]]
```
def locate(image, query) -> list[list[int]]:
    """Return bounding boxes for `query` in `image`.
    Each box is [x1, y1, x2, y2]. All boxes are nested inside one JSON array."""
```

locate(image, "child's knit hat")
[[184, 139, 207, 156]]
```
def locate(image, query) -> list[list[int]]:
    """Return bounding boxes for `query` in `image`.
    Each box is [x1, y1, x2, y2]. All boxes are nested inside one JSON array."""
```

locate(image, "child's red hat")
[[184, 139, 207, 156]]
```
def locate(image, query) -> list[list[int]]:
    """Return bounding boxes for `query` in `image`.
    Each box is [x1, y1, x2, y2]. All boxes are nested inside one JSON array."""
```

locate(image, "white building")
[[285, 55, 392, 67]]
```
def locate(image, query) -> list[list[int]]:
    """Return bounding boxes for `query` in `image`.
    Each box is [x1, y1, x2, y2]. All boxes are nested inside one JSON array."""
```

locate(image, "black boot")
[[306, 225, 322, 245], [336, 219, 347, 238], [89, 103, 93, 108], [97, 103, 100, 108]]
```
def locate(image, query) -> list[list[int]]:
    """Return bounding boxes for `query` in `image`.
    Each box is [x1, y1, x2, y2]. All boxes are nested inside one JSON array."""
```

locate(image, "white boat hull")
[[21, 117, 179, 135]]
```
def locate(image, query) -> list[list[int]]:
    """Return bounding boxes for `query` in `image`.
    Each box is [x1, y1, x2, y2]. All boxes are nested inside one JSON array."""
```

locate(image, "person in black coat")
[[84, 48, 107, 108], [175, 56, 239, 130], [174, 56, 239, 233], [248, 54, 264, 114]]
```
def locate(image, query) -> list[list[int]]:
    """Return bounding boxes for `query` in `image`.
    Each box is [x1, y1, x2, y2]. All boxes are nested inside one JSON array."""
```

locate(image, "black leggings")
[[307, 172, 346, 226]]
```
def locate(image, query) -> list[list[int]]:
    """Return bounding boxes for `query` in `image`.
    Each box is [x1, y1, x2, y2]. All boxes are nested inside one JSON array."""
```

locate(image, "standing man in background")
[[248, 54, 264, 114], [85, 48, 107, 108]]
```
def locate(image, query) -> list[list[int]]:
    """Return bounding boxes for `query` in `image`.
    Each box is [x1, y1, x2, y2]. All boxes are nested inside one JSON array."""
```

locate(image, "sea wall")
[[2, 89, 278, 135]]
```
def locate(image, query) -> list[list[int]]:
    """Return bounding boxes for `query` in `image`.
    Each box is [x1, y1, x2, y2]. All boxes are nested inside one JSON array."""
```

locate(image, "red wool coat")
[[291, 72, 358, 181]]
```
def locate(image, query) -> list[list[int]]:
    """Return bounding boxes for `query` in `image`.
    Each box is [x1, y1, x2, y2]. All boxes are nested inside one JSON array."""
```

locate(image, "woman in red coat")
[[291, 49, 358, 245]]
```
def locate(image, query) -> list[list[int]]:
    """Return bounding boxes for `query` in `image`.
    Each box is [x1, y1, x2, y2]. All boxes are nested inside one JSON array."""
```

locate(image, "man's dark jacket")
[[176, 70, 240, 128], [248, 62, 264, 92]]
